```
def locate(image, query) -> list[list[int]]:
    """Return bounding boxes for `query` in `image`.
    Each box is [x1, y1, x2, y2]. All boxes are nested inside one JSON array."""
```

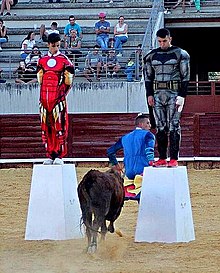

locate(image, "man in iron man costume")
[[143, 28, 190, 167], [37, 33, 75, 165]]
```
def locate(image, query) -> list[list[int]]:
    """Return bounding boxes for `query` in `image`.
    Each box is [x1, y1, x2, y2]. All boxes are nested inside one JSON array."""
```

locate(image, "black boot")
[[156, 130, 168, 159], [169, 130, 181, 160]]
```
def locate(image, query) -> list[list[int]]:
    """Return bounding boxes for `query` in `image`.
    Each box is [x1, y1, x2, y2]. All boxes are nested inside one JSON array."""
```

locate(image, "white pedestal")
[[25, 164, 83, 240], [135, 166, 195, 243]]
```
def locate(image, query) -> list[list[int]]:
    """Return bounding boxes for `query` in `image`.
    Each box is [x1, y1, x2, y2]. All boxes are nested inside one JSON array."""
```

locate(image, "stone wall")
[[0, 82, 148, 114]]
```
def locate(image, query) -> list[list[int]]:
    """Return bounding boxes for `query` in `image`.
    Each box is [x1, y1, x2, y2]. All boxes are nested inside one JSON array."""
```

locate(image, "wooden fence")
[[0, 113, 220, 159]]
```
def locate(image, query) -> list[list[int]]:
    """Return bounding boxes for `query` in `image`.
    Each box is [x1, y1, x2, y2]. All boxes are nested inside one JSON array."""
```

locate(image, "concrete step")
[[4, 9, 151, 18], [3, 2, 152, 16], [3, 16, 150, 29], [7, 25, 146, 35], [1, 36, 144, 51], [11, 0, 151, 9], [6, 31, 144, 43], [0, 0, 149, 82], [0, 47, 138, 80]]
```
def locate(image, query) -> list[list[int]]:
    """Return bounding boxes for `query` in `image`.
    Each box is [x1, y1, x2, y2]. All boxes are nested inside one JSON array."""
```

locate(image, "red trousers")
[[40, 100, 68, 159]]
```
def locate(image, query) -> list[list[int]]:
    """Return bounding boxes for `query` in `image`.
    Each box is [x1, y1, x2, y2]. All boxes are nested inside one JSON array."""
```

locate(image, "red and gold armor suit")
[[37, 51, 75, 159]]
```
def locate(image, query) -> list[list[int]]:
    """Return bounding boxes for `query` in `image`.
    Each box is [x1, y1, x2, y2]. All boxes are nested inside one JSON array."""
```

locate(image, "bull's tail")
[[82, 169, 97, 197]]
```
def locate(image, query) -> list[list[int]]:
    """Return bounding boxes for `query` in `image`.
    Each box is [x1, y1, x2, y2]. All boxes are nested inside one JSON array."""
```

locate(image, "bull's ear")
[[112, 164, 124, 177]]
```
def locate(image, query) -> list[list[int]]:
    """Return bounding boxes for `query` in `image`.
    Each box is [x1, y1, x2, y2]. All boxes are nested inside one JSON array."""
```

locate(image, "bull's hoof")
[[108, 223, 114, 233], [87, 243, 97, 254]]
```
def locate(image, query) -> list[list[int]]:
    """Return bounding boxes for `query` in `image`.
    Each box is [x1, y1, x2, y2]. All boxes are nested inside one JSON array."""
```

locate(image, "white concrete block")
[[135, 166, 195, 243], [25, 164, 83, 240]]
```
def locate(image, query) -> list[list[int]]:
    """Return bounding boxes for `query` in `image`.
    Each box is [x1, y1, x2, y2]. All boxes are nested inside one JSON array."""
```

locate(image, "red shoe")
[[168, 159, 178, 168], [153, 159, 168, 167]]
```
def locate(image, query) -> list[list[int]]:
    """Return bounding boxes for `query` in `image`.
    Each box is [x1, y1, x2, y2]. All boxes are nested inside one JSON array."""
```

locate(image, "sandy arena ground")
[[0, 166, 220, 273]]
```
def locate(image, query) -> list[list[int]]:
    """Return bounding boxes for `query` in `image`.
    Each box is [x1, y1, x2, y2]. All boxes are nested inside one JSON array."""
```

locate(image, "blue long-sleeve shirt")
[[107, 128, 155, 179]]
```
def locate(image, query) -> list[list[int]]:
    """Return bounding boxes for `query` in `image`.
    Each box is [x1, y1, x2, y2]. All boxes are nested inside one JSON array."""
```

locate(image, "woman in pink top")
[[113, 16, 128, 57]]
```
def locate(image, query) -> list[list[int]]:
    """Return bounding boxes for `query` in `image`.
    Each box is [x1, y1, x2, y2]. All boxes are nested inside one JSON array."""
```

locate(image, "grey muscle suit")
[[143, 45, 190, 161]]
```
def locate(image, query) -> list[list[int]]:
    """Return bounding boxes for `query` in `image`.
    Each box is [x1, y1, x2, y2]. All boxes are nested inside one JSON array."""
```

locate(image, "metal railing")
[[188, 81, 220, 95], [141, 0, 164, 56], [0, 48, 143, 83]]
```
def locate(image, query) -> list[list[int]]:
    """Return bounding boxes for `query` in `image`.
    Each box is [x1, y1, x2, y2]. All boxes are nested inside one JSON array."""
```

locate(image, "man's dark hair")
[[156, 28, 170, 38], [48, 33, 61, 44], [69, 15, 75, 20], [135, 113, 150, 125], [51, 22, 58, 27]]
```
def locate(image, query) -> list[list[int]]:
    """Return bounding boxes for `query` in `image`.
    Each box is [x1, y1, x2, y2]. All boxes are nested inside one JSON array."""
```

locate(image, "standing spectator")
[[84, 45, 102, 82], [39, 21, 59, 43], [103, 49, 120, 78], [95, 12, 110, 52], [0, 0, 18, 16], [190, 0, 204, 13], [172, 0, 204, 13], [64, 15, 83, 41], [37, 33, 75, 165], [172, 0, 186, 13], [20, 31, 36, 60], [64, 29, 82, 71], [143, 28, 190, 167], [0, 19, 8, 51], [113, 16, 128, 57]]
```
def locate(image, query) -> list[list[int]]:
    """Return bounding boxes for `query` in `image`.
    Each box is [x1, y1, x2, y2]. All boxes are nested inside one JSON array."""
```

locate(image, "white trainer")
[[43, 158, 53, 165], [53, 158, 64, 165]]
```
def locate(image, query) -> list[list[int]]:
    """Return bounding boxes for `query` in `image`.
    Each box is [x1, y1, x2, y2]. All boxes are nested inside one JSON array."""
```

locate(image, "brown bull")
[[77, 168, 124, 253]]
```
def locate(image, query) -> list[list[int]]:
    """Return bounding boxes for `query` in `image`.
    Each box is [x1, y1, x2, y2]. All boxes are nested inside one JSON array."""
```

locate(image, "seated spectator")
[[0, 68, 6, 83], [39, 21, 59, 43], [64, 15, 83, 41], [84, 45, 102, 82], [64, 29, 82, 71], [20, 31, 36, 60], [113, 16, 128, 57], [103, 49, 121, 78], [95, 12, 110, 53], [15, 46, 41, 84], [0, 0, 18, 16], [0, 19, 8, 51]]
